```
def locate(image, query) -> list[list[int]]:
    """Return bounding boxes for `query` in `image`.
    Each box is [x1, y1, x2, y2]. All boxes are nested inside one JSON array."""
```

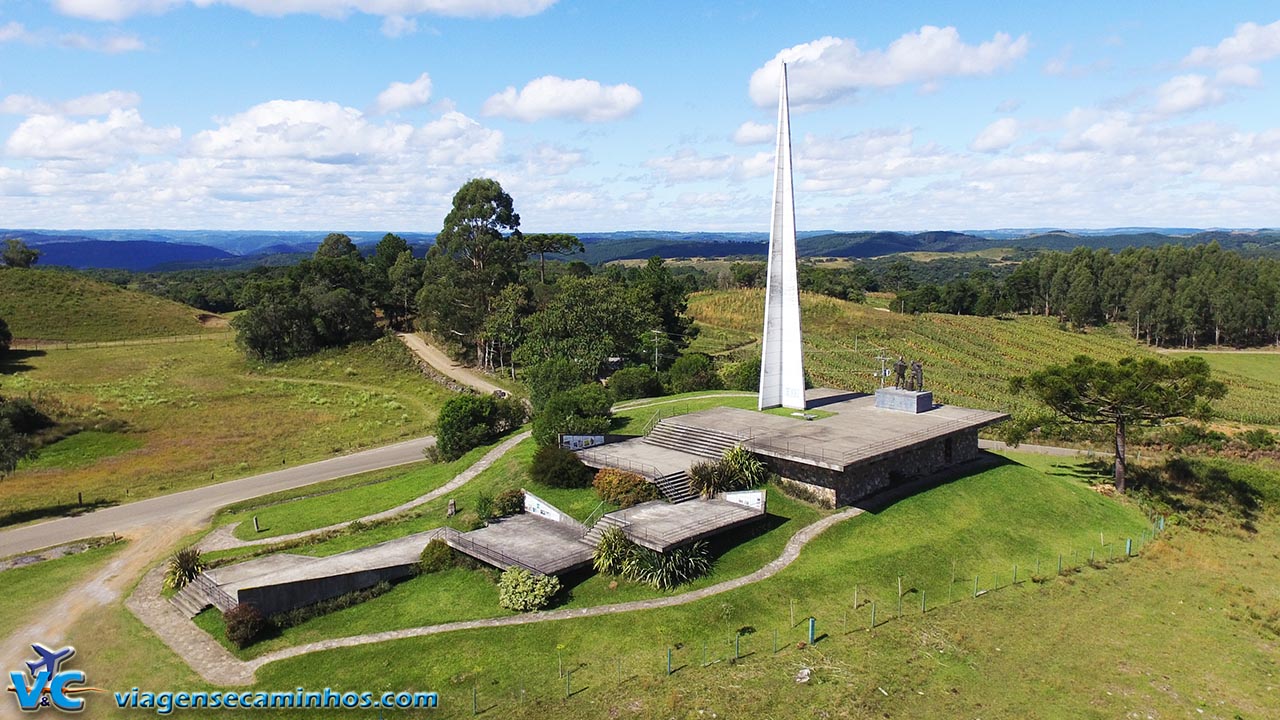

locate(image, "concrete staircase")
[[643, 420, 743, 460], [580, 514, 628, 547], [168, 572, 237, 618], [653, 471, 698, 504]]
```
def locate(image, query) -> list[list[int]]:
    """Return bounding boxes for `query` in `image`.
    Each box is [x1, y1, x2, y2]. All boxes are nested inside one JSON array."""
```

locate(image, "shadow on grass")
[[1047, 458, 1114, 484], [852, 451, 1013, 516], [1131, 457, 1264, 532], [0, 498, 120, 529], [0, 349, 44, 375]]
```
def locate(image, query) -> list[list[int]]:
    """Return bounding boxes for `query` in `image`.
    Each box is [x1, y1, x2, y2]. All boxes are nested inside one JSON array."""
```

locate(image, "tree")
[[0, 317, 10, 353], [1010, 355, 1226, 492], [314, 232, 361, 260], [514, 275, 655, 380], [370, 233, 410, 273], [418, 178, 524, 362], [2, 239, 39, 268], [386, 250, 424, 329], [532, 384, 612, 447], [524, 233, 583, 284]]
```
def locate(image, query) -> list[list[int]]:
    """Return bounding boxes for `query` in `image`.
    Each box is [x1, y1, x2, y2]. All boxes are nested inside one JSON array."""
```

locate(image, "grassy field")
[[0, 540, 125, 634], [688, 289, 1280, 427], [0, 335, 452, 527], [0, 268, 224, 342]]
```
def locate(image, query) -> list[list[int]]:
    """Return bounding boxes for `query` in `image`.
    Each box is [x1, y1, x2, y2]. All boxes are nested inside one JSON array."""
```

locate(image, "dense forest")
[[897, 243, 1280, 348]]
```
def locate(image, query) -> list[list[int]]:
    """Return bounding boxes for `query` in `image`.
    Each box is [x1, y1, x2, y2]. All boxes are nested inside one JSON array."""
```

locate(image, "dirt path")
[[395, 332, 507, 396]]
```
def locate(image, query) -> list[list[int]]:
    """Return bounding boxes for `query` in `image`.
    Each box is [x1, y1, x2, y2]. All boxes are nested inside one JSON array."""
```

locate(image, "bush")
[[608, 365, 664, 400], [621, 541, 713, 590], [531, 384, 613, 447], [1163, 423, 1228, 451], [720, 446, 768, 489], [665, 353, 722, 394], [719, 356, 761, 392], [0, 397, 54, 435], [474, 492, 496, 522], [687, 460, 729, 499], [436, 395, 497, 461], [269, 582, 392, 629], [163, 546, 206, 591], [494, 488, 525, 517], [1239, 428, 1276, 450], [592, 526, 631, 575], [497, 567, 561, 612], [529, 445, 594, 488], [593, 467, 659, 507], [524, 358, 590, 412], [224, 603, 266, 648], [417, 539, 457, 574]]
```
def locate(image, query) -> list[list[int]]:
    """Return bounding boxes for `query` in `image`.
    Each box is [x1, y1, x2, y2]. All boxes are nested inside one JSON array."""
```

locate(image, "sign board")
[[559, 435, 605, 450], [522, 490, 562, 523], [721, 489, 766, 513]]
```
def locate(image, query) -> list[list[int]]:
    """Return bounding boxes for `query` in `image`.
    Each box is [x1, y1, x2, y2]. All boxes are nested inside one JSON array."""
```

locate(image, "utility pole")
[[653, 329, 661, 368], [874, 355, 893, 388]]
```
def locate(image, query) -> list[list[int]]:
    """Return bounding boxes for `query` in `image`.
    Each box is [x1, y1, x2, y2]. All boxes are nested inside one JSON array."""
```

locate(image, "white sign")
[[559, 435, 605, 450], [721, 490, 767, 513], [522, 490, 562, 523]]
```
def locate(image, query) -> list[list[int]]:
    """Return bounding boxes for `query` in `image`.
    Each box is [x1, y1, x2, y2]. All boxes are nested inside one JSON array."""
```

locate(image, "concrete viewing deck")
[[442, 514, 594, 576], [606, 498, 766, 553], [664, 388, 1007, 472]]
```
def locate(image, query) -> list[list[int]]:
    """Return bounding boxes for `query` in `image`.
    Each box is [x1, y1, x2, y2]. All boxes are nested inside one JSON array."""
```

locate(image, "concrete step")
[[190, 573, 237, 612], [654, 471, 698, 504], [168, 586, 209, 618]]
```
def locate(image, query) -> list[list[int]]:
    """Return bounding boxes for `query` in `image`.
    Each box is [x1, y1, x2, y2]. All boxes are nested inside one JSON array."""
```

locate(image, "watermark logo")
[[7, 644, 100, 713]]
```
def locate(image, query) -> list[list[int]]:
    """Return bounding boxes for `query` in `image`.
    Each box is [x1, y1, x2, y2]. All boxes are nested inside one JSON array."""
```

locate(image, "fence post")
[[1057, 554, 1063, 574], [973, 575, 979, 597], [1125, 538, 1133, 556], [666, 648, 672, 676], [920, 590, 926, 613], [1012, 564, 1017, 585], [808, 617, 816, 645], [870, 601, 876, 628]]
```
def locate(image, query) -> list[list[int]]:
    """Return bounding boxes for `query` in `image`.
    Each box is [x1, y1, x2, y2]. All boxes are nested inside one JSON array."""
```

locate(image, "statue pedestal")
[[875, 388, 933, 414]]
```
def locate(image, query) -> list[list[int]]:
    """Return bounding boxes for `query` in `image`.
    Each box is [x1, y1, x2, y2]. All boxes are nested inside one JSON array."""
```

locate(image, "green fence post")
[[973, 575, 979, 598], [702, 643, 707, 667], [870, 600, 876, 628], [1057, 554, 1063, 574], [773, 629, 778, 654], [1012, 564, 1017, 585], [666, 648, 672, 676], [735, 634, 740, 660], [1125, 538, 1132, 556], [472, 686, 477, 716], [565, 670, 571, 699]]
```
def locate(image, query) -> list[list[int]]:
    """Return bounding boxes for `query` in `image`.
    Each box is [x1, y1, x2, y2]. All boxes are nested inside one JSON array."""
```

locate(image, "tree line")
[[896, 243, 1280, 348]]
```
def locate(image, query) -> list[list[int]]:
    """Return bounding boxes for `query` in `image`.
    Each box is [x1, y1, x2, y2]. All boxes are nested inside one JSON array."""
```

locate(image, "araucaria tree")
[[417, 178, 524, 365], [1010, 355, 1226, 492]]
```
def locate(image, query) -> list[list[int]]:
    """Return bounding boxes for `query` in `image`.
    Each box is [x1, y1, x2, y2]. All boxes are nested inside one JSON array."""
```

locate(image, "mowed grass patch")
[[18, 431, 143, 470], [0, 335, 452, 527], [688, 289, 1280, 426], [222, 442, 493, 540], [0, 267, 222, 342], [0, 541, 125, 634]]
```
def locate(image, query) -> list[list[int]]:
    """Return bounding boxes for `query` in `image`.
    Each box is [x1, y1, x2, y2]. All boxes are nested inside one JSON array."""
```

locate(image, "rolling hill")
[[0, 268, 227, 342]]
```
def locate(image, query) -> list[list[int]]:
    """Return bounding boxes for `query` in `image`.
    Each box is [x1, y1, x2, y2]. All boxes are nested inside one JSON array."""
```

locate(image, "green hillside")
[[688, 289, 1280, 426], [0, 268, 226, 342]]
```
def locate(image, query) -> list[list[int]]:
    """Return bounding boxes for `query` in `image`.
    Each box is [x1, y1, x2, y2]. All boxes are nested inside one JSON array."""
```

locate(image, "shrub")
[[436, 395, 497, 461], [594, 468, 659, 507], [665, 353, 722, 394], [1239, 428, 1276, 450], [494, 488, 525, 517], [524, 358, 589, 412], [608, 365, 664, 400], [592, 526, 631, 576], [687, 460, 729, 499], [497, 567, 561, 612], [417, 539, 457, 574], [529, 445, 594, 488], [474, 492, 496, 522], [492, 396, 529, 434], [719, 356, 761, 392], [224, 603, 266, 648], [532, 384, 613, 447], [0, 397, 53, 435], [269, 582, 392, 629], [163, 546, 206, 591], [720, 446, 768, 489], [621, 541, 713, 590]]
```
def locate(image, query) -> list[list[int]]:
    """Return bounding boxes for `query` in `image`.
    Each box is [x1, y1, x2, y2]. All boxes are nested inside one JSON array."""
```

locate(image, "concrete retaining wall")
[[237, 565, 416, 618]]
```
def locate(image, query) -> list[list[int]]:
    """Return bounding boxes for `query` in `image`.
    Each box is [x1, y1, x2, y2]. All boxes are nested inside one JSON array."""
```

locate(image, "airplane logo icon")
[[25, 645, 75, 679], [7, 642, 101, 712]]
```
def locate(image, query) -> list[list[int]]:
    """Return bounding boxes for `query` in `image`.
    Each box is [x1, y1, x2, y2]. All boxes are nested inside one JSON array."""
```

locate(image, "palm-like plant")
[[687, 460, 727, 499], [592, 526, 632, 575], [721, 446, 768, 489], [164, 546, 206, 590]]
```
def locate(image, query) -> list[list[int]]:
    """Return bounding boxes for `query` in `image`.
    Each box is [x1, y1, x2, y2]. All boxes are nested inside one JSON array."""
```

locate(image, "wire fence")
[[10, 333, 229, 351]]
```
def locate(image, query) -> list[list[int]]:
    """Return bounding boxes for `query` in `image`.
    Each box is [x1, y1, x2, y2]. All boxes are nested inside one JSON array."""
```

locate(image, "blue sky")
[[0, 1, 1277, 232]]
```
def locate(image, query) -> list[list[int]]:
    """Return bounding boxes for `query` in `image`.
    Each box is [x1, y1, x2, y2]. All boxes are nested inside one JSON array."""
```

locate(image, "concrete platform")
[[444, 514, 594, 576], [607, 498, 766, 553], [576, 439, 701, 479], [669, 388, 1006, 471]]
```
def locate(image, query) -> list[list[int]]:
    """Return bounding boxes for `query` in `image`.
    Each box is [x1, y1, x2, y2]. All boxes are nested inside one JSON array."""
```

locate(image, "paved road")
[[395, 331, 507, 396], [0, 435, 436, 558]]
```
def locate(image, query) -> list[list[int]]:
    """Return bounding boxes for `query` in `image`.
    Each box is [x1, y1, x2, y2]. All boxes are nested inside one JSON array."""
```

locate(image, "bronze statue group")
[[892, 356, 925, 392]]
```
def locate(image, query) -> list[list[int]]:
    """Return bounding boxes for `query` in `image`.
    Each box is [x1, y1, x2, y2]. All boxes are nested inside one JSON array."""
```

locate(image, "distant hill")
[[0, 268, 226, 342], [18, 239, 234, 271]]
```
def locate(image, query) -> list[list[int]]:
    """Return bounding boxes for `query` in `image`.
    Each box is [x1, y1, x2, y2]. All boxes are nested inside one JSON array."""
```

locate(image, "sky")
[[0, 1, 1278, 233]]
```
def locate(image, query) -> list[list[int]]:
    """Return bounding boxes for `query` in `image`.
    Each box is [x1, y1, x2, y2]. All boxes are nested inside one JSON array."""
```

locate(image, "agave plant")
[[592, 526, 634, 576], [622, 541, 713, 590], [164, 546, 206, 591]]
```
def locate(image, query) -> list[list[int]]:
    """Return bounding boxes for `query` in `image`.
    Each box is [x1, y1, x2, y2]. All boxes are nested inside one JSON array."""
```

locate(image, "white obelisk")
[[758, 62, 806, 411]]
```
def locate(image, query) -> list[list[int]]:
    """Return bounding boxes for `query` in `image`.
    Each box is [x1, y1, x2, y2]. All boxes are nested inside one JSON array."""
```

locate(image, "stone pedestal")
[[875, 388, 933, 414]]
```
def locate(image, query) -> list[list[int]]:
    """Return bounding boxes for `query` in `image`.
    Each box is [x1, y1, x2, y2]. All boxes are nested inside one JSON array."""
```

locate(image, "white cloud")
[[6, 109, 179, 159], [0, 22, 32, 43], [970, 118, 1019, 152], [373, 72, 432, 114], [380, 15, 417, 37], [732, 120, 774, 145], [749, 26, 1029, 107], [58, 32, 146, 53], [482, 76, 641, 122], [1154, 74, 1225, 115], [54, 0, 556, 21], [191, 100, 413, 161], [1215, 64, 1262, 87], [0, 90, 142, 116], [1184, 20, 1280, 66], [410, 111, 503, 165]]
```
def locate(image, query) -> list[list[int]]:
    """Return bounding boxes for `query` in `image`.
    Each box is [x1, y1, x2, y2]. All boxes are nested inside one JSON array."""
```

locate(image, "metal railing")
[[616, 503, 765, 551], [743, 417, 982, 468], [575, 448, 663, 480], [580, 501, 609, 537], [439, 527, 544, 575]]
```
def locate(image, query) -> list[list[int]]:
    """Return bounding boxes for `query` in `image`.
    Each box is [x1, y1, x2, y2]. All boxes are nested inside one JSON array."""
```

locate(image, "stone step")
[[168, 586, 209, 618], [654, 471, 698, 504]]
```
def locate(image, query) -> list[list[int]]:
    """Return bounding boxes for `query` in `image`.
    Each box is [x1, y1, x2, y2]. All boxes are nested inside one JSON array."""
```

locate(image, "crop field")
[[688, 289, 1280, 427], [0, 335, 452, 527], [0, 268, 225, 342]]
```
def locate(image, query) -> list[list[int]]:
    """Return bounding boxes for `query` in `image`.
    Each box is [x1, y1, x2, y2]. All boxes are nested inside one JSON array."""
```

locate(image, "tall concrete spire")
[[758, 62, 806, 411]]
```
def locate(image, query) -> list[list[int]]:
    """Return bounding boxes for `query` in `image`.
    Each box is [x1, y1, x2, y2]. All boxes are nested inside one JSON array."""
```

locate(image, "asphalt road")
[[0, 435, 435, 558]]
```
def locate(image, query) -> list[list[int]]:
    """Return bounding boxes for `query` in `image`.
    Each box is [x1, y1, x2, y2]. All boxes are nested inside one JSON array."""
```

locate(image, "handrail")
[[575, 448, 663, 480], [439, 527, 543, 575], [616, 504, 765, 550], [581, 501, 608, 536]]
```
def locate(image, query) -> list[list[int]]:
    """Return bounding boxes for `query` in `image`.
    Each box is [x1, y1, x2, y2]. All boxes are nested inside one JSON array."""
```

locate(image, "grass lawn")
[[0, 267, 224, 342], [0, 335, 452, 528], [0, 540, 125, 633], [17, 431, 143, 471]]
